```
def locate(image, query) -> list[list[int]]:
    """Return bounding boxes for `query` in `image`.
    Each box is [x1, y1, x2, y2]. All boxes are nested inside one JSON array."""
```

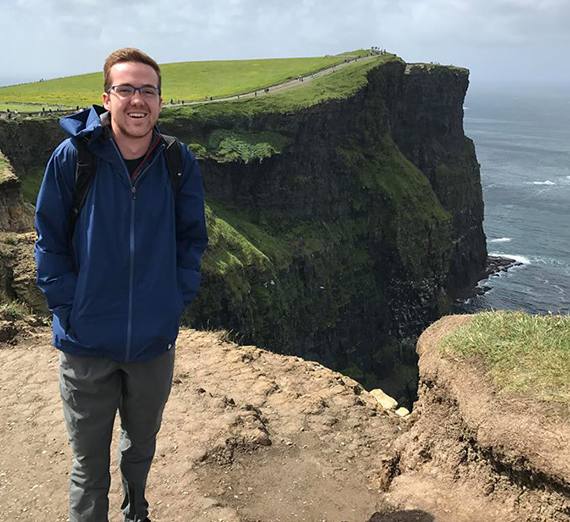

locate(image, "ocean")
[[460, 85, 570, 315]]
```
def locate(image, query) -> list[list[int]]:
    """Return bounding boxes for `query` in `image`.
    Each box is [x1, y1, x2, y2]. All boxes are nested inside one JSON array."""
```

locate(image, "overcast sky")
[[1, 0, 569, 91]]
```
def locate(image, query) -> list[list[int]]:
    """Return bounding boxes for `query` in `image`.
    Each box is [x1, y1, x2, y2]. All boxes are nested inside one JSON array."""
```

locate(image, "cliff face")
[[0, 58, 486, 401], [161, 59, 486, 400], [388, 64, 486, 292], [0, 118, 61, 177]]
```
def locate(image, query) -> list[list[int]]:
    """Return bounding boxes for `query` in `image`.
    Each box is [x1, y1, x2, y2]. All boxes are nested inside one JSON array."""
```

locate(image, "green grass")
[[204, 129, 292, 163], [0, 301, 30, 320], [161, 54, 398, 121], [20, 166, 44, 204], [0, 55, 350, 109], [338, 49, 377, 58], [440, 311, 570, 405]]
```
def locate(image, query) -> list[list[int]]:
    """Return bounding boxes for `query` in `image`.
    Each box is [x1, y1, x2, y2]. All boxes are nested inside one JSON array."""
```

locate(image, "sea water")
[[460, 85, 570, 314]]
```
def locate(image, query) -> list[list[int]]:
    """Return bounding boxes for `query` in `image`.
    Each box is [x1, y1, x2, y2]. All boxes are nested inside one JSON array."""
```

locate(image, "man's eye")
[[117, 86, 134, 95], [141, 88, 158, 96]]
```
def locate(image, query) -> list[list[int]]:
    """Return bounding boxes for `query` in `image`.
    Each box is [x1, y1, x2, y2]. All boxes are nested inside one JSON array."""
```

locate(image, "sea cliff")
[[0, 56, 486, 401]]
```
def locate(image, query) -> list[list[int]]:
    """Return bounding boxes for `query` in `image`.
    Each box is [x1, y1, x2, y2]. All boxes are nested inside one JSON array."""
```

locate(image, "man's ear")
[[103, 92, 111, 111]]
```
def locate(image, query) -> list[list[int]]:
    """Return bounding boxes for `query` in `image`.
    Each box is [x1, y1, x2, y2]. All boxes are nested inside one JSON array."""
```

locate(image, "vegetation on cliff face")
[[338, 132, 452, 280], [440, 311, 570, 405], [195, 129, 292, 163]]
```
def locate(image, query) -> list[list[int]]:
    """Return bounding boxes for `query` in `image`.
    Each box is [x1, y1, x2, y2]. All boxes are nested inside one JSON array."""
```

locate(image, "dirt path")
[[0, 324, 403, 522]]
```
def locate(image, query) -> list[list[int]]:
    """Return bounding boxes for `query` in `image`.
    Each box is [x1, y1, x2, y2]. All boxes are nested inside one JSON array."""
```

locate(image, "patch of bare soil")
[[386, 315, 570, 522]]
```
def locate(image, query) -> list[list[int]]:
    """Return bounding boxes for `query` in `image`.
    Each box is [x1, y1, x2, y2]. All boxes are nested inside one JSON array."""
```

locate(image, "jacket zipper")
[[110, 139, 165, 361]]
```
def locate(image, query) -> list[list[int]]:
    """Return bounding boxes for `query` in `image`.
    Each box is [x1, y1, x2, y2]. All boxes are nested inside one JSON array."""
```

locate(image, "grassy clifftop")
[[440, 311, 570, 407], [0, 52, 372, 110], [162, 54, 398, 121]]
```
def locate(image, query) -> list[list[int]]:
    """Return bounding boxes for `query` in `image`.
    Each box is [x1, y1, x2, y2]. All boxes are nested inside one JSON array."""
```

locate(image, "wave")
[[489, 237, 512, 243], [489, 252, 530, 265], [526, 180, 556, 186]]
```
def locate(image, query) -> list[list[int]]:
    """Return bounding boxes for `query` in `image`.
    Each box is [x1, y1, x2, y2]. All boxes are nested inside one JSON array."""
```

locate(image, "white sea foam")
[[530, 180, 555, 186], [489, 237, 512, 243], [507, 254, 530, 265], [490, 252, 530, 265]]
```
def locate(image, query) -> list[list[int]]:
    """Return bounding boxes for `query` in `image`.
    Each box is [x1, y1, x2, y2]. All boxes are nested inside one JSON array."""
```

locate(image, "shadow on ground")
[[369, 510, 435, 522]]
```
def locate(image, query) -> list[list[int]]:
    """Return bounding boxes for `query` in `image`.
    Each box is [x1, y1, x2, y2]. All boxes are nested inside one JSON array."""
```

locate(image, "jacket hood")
[[60, 105, 110, 140]]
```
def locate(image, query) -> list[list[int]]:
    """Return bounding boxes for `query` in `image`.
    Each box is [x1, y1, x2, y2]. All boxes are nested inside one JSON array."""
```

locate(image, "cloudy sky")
[[1, 0, 569, 90]]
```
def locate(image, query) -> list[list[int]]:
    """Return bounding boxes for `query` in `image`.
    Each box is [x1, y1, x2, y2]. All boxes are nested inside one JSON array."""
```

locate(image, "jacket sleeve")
[[176, 148, 208, 306], [34, 140, 78, 329]]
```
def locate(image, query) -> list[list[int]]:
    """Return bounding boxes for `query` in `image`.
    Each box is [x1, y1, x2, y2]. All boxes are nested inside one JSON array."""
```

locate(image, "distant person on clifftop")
[[34, 47, 208, 522]]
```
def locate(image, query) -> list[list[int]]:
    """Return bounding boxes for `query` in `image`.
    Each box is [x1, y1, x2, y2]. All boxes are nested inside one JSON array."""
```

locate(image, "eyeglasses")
[[107, 84, 161, 99]]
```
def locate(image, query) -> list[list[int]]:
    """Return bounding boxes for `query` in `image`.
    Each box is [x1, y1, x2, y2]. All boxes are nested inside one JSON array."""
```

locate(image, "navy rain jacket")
[[34, 106, 208, 362]]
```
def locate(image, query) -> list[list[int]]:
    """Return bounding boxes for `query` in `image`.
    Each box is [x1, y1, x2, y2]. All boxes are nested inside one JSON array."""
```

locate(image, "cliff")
[[386, 315, 570, 522], [0, 56, 486, 402]]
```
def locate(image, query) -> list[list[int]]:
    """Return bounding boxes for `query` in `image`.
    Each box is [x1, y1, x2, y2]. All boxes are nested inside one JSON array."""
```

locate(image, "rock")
[[370, 388, 398, 410], [395, 407, 410, 418]]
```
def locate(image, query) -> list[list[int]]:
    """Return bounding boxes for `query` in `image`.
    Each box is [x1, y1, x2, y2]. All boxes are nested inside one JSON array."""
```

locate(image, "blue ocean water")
[[460, 86, 570, 314]]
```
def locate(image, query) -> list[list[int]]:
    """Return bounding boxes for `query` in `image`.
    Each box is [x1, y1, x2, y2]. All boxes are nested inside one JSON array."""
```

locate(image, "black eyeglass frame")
[[107, 84, 162, 97]]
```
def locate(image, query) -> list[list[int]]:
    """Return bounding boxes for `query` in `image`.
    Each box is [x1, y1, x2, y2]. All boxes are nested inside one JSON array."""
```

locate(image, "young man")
[[34, 48, 208, 522]]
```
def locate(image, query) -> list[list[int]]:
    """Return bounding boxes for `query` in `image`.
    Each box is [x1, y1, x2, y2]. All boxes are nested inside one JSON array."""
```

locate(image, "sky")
[[1, 0, 569, 91]]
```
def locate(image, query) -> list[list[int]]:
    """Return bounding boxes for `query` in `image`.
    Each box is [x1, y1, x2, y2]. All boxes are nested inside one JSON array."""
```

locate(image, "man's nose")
[[130, 92, 145, 104]]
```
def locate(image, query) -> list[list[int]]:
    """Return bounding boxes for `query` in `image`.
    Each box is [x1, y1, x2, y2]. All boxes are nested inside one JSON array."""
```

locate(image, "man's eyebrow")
[[116, 83, 159, 87]]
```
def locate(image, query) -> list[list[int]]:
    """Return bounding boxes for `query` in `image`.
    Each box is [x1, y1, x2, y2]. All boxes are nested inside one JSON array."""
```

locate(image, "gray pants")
[[59, 347, 175, 522]]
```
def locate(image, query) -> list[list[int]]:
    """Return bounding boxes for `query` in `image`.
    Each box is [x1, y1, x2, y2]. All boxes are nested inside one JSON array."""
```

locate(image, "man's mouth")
[[127, 112, 147, 119]]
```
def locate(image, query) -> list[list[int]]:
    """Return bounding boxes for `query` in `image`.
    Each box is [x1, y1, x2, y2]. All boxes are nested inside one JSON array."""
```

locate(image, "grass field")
[[161, 53, 398, 121], [440, 311, 570, 405], [0, 53, 367, 110]]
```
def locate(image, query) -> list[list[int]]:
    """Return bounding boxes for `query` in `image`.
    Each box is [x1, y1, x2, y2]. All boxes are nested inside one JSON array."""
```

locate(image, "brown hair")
[[103, 47, 161, 92]]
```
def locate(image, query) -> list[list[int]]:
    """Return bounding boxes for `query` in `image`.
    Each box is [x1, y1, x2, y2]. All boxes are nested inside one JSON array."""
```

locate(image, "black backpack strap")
[[162, 134, 183, 198], [70, 136, 98, 239]]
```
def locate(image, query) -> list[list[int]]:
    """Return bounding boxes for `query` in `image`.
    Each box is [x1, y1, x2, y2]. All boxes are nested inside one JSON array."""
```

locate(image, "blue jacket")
[[34, 106, 208, 362]]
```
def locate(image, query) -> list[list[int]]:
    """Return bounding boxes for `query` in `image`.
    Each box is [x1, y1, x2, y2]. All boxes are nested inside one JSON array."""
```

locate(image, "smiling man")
[[34, 48, 208, 522]]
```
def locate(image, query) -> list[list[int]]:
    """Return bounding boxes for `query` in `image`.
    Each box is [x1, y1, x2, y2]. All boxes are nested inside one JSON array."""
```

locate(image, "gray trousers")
[[59, 347, 175, 522]]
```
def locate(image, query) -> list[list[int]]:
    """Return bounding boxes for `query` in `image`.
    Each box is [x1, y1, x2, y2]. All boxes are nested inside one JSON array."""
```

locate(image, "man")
[[34, 48, 208, 522]]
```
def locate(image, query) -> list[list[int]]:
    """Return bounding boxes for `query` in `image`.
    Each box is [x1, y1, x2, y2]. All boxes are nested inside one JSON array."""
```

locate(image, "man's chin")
[[117, 125, 154, 140]]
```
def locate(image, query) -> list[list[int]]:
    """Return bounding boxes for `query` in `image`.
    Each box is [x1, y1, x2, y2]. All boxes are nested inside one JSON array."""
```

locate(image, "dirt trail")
[[0, 323, 402, 522]]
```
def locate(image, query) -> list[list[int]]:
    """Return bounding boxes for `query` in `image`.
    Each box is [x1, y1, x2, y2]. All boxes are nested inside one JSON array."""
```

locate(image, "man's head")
[[103, 47, 161, 93], [102, 47, 162, 148]]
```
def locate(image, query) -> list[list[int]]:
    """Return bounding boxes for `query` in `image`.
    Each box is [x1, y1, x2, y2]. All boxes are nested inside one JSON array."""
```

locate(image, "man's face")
[[102, 61, 162, 141]]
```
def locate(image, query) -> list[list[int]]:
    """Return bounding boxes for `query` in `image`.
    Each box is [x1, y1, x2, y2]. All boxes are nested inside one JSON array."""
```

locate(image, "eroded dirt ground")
[[2, 317, 567, 522]]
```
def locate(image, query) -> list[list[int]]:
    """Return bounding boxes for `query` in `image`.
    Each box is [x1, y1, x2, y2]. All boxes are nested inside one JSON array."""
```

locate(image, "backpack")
[[69, 134, 183, 237]]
